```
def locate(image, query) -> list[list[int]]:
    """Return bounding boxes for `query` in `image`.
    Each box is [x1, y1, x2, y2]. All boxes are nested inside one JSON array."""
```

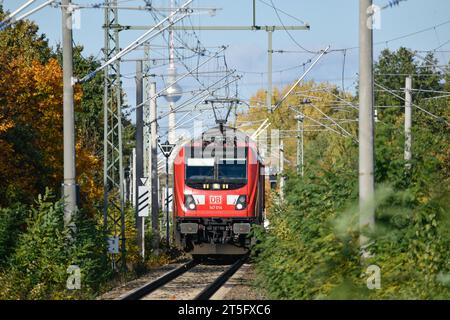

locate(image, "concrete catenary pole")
[[135, 61, 144, 257], [150, 82, 160, 251], [267, 28, 273, 110], [165, 155, 170, 245], [295, 114, 304, 176], [279, 140, 284, 201], [131, 148, 136, 206], [359, 0, 375, 249], [300, 118, 304, 177], [296, 118, 300, 174], [61, 0, 78, 228], [404, 76, 412, 168]]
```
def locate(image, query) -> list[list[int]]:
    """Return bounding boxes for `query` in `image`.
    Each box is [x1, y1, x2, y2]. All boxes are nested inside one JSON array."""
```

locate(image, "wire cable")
[[268, 0, 318, 54]]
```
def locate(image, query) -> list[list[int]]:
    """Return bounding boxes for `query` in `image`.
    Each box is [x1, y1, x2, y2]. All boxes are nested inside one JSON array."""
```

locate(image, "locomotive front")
[[173, 126, 265, 256]]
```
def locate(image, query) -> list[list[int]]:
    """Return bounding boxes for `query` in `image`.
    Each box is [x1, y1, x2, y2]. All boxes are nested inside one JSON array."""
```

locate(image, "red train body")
[[172, 126, 265, 256]]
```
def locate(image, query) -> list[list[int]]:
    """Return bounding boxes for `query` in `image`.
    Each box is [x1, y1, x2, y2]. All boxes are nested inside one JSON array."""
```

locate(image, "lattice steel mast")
[[103, 0, 126, 271]]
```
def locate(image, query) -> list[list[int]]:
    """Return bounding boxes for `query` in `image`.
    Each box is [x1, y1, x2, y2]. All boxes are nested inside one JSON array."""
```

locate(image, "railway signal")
[[158, 140, 176, 246], [137, 186, 149, 217], [159, 141, 176, 158]]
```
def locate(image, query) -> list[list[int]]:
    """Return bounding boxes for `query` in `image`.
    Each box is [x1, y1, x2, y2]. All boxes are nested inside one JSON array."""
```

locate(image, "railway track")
[[120, 255, 248, 300]]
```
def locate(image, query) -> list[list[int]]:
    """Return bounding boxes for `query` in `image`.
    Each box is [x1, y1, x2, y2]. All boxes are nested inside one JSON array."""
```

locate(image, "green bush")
[[0, 190, 111, 299], [252, 47, 449, 300], [253, 167, 450, 299], [0, 204, 27, 266]]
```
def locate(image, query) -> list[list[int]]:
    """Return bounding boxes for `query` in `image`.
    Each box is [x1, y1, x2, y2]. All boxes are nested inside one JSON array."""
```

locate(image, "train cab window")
[[185, 158, 214, 181], [185, 146, 248, 189], [218, 158, 247, 180]]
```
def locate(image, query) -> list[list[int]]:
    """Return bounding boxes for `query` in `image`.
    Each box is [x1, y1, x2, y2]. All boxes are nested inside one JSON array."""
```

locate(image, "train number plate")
[[209, 195, 222, 204]]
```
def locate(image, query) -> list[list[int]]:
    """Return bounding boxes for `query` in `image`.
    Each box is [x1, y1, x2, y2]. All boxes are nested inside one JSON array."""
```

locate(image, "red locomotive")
[[172, 125, 265, 256]]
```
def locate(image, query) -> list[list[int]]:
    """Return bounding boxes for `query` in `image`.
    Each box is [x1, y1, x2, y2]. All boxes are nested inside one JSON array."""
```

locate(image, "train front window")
[[218, 158, 247, 180], [185, 158, 214, 181]]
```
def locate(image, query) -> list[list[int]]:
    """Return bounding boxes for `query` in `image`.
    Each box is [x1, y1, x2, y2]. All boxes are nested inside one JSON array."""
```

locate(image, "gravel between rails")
[[141, 264, 230, 300], [99, 258, 266, 300], [98, 258, 192, 300], [211, 264, 267, 300]]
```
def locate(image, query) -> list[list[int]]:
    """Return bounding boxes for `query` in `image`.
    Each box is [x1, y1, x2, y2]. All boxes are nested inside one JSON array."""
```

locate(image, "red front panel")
[[173, 143, 260, 218]]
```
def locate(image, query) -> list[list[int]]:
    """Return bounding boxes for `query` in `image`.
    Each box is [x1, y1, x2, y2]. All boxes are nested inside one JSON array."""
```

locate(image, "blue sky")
[[2, 0, 450, 133]]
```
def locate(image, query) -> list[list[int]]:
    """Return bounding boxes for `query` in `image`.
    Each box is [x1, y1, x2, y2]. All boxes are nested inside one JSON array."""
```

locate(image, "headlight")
[[185, 195, 196, 210], [235, 195, 247, 210]]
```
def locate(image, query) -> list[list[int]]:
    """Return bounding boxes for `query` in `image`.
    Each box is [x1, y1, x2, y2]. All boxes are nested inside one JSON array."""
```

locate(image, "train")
[[172, 125, 265, 257]]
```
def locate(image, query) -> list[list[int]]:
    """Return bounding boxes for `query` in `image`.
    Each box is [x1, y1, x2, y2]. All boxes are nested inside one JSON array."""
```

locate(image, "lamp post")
[[158, 140, 176, 247]]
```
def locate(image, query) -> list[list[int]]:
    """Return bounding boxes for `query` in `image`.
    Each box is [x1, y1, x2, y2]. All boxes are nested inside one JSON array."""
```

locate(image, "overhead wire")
[[374, 81, 450, 125], [268, 0, 318, 54]]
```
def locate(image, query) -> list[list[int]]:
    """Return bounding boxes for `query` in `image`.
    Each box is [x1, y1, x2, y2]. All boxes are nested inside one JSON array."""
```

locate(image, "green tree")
[[252, 47, 450, 299]]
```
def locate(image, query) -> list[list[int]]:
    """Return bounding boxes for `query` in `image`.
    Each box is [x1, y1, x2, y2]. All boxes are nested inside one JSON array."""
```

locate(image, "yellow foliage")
[[0, 53, 100, 211], [237, 81, 357, 170]]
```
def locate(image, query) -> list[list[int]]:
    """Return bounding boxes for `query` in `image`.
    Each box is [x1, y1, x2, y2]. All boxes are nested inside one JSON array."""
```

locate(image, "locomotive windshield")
[[184, 146, 248, 189], [217, 158, 247, 179], [185, 158, 214, 181]]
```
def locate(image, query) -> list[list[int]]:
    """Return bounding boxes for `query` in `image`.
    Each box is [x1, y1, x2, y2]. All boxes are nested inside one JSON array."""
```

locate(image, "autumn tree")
[[0, 11, 103, 212], [237, 81, 357, 172]]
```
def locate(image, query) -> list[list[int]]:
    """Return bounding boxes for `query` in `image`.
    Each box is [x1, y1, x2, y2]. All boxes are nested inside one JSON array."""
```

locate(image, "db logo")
[[209, 195, 222, 204]]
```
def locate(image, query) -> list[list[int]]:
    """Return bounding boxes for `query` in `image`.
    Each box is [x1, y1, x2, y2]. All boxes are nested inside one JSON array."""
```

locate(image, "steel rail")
[[194, 255, 248, 300], [120, 260, 198, 300]]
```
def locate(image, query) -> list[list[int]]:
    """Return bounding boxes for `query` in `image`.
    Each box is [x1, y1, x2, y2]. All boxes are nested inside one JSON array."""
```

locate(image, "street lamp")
[[158, 140, 176, 247]]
